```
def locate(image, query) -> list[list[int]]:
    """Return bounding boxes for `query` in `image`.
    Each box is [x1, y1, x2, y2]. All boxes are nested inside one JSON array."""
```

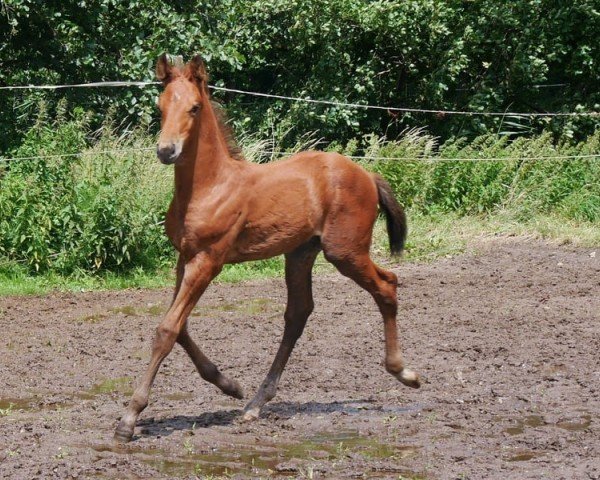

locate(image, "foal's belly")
[[227, 219, 318, 263], [225, 156, 330, 263]]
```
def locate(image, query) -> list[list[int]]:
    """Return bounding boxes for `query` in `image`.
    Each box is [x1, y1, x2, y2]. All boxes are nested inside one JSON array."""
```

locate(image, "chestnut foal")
[[114, 54, 420, 442]]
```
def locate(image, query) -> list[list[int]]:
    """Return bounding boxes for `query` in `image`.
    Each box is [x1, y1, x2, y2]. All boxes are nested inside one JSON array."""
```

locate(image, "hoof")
[[240, 407, 260, 423], [222, 379, 244, 400], [395, 368, 421, 389], [114, 423, 134, 443]]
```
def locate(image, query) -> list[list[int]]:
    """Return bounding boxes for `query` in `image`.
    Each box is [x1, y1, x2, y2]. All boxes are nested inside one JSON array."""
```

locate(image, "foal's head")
[[155, 54, 209, 164]]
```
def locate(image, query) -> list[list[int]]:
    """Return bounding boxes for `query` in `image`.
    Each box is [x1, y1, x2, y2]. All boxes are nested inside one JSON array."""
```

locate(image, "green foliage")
[[366, 130, 600, 222], [1, 0, 598, 153], [1, 1, 597, 292], [0, 105, 173, 273], [0, 102, 597, 278]]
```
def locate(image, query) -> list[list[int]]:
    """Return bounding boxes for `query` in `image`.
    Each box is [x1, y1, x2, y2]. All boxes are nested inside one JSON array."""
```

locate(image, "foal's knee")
[[153, 324, 179, 354]]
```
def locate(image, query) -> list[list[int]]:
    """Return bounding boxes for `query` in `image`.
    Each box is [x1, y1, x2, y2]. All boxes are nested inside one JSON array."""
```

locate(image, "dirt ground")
[[0, 239, 598, 480]]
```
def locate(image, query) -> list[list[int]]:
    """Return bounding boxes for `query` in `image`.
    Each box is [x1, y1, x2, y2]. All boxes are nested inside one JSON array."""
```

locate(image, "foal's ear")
[[156, 53, 172, 84], [189, 55, 209, 87]]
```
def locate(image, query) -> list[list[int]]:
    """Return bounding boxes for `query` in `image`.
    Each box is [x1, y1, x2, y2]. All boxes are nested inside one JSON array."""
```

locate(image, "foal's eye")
[[189, 104, 201, 116]]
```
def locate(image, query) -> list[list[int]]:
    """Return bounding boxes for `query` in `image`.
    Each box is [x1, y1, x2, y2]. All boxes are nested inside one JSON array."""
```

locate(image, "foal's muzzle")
[[156, 142, 182, 164]]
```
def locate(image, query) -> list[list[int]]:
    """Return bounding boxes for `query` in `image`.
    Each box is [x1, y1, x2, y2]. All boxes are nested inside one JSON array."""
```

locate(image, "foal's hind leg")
[[325, 251, 420, 389], [241, 239, 320, 422], [114, 253, 224, 442]]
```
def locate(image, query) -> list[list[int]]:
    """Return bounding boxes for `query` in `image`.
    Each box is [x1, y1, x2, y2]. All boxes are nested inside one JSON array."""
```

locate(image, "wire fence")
[[1, 79, 598, 164], [1, 80, 599, 118], [1, 147, 599, 164]]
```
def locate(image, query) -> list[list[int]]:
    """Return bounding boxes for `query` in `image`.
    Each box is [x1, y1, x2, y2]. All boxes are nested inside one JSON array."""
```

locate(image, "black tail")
[[374, 174, 407, 255]]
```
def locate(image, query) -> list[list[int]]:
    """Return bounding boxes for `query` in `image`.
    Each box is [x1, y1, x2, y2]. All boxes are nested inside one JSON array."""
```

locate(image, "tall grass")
[[355, 129, 600, 223], [0, 103, 172, 274], [0, 104, 598, 283]]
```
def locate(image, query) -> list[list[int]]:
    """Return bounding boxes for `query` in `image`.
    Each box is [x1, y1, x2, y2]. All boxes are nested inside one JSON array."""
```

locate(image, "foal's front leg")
[[172, 256, 243, 399], [114, 253, 222, 442]]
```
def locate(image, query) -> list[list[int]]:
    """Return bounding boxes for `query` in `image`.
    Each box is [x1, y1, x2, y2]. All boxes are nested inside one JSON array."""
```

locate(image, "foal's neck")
[[173, 99, 236, 205]]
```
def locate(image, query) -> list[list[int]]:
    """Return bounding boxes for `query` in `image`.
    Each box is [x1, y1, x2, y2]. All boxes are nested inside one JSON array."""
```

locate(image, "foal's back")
[[228, 151, 379, 263]]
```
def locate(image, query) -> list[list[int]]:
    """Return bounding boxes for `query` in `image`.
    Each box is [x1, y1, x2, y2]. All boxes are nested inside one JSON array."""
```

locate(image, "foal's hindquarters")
[[239, 154, 420, 421]]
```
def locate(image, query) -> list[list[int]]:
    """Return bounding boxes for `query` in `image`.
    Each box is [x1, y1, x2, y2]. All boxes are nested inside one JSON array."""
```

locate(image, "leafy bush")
[[0, 105, 173, 273], [1, 0, 598, 153], [0, 103, 597, 275], [366, 130, 600, 222]]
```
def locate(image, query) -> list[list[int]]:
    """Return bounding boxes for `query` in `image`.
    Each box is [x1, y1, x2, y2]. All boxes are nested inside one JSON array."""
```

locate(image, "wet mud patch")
[[0, 239, 599, 479], [79, 429, 424, 479]]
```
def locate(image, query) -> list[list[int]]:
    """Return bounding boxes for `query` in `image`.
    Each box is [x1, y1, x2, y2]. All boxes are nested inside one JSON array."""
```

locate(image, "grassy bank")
[[0, 110, 598, 295], [1, 211, 597, 296]]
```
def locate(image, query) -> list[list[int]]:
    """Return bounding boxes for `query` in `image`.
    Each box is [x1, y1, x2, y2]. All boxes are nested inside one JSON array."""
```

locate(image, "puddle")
[[504, 413, 592, 435], [147, 446, 282, 478], [89, 377, 133, 396], [111, 304, 166, 317], [192, 298, 274, 317], [0, 396, 70, 414], [2, 377, 144, 414], [77, 377, 133, 400], [506, 450, 546, 462], [145, 304, 165, 316], [504, 415, 545, 435], [556, 415, 592, 431], [0, 397, 34, 414], [164, 392, 195, 402], [85, 428, 421, 478], [78, 313, 107, 323], [307, 429, 421, 460], [111, 306, 138, 316], [77, 304, 166, 322], [90, 443, 166, 456]]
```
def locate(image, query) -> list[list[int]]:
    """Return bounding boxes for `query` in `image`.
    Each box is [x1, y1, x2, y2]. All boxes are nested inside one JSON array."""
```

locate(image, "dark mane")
[[210, 100, 244, 161]]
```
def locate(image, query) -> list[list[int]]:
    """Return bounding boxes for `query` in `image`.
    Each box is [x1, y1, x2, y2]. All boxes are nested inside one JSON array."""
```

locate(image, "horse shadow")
[[135, 398, 410, 439]]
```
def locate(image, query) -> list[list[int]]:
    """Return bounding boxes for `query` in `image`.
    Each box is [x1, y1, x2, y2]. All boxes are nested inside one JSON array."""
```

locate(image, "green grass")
[[1, 212, 597, 296], [0, 258, 286, 296], [0, 264, 174, 296], [393, 211, 599, 263], [0, 106, 597, 295]]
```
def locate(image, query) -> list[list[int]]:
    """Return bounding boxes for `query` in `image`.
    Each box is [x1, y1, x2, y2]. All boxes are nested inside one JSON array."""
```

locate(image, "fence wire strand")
[[0, 80, 598, 118], [1, 79, 598, 163], [1, 148, 599, 164]]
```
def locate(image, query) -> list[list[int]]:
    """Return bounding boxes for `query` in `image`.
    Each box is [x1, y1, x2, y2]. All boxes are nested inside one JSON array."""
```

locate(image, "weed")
[[298, 465, 315, 479], [183, 438, 195, 456], [0, 403, 15, 417], [335, 441, 350, 458], [425, 413, 438, 423], [54, 447, 69, 460]]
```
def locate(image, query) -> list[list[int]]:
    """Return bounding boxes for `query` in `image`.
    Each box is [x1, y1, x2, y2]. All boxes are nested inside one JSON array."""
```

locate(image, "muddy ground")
[[0, 239, 598, 479]]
